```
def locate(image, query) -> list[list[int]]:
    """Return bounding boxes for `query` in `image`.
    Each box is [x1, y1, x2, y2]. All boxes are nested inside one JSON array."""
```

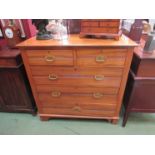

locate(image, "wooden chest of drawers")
[[80, 19, 121, 40], [17, 34, 136, 123]]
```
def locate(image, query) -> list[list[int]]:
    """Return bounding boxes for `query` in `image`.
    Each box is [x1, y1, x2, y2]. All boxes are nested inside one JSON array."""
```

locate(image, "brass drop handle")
[[95, 55, 105, 62], [51, 91, 61, 97], [94, 75, 104, 81], [73, 106, 81, 112], [45, 55, 55, 62], [93, 93, 104, 99], [48, 74, 58, 80]]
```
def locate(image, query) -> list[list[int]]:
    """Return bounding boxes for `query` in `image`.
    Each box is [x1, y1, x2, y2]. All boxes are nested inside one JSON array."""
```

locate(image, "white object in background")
[[0, 19, 5, 27], [0, 29, 3, 37], [149, 19, 155, 31], [122, 19, 135, 32], [18, 19, 26, 38], [5, 28, 13, 38]]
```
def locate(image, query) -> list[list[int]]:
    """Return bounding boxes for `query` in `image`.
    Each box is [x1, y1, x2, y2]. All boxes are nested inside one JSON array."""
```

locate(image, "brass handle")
[[45, 55, 55, 62], [48, 74, 58, 80], [94, 75, 104, 81], [73, 106, 81, 112], [95, 55, 105, 62], [93, 93, 104, 99], [51, 91, 61, 97]]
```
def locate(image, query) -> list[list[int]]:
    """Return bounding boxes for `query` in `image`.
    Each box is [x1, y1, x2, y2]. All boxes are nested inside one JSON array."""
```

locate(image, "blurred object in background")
[[128, 19, 143, 43], [0, 22, 3, 39], [122, 19, 134, 33], [66, 19, 81, 34], [46, 19, 68, 40], [32, 19, 52, 40], [3, 19, 23, 48], [143, 20, 151, 34], [144, 32, 155, 53]]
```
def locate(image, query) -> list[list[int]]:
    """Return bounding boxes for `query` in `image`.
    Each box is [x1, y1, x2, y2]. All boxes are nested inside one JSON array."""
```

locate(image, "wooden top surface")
[[0, 46, 20, 58], [17, 34, 137, 49], [134, 39, 155, 59]]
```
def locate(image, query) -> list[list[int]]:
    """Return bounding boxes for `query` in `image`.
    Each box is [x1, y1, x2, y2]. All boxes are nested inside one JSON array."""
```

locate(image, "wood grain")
[[19, 34, 137, 123], [17, 34, 137, 49]]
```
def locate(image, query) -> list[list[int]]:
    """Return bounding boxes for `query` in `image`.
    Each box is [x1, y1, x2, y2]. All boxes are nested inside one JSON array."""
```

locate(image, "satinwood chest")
[[17, 34, 136, 123]]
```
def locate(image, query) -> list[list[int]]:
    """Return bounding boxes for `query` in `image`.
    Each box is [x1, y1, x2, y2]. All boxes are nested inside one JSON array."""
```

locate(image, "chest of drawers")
[[80, 19, 121, 40], [17, 34, 136, 123]]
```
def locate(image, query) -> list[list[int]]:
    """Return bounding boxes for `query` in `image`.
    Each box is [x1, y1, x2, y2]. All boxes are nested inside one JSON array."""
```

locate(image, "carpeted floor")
[[0, 112, 155, 135]]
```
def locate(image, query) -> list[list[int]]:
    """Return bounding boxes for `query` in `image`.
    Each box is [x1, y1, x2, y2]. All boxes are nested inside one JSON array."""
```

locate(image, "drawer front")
[[42, 107, 115, 117], [36, 85, 119, 95], [38, 86, 117, 117], [27, 50, 74, 66], [33, 76, 121, 87], [81, 19, 120, 22], [81, 27, 118, 33], [30, 66, 123, 77], [77, 49, 127, 67], [100, 21, 120, 27], [37, 86, 118, 106], [39, 93, 117, 108], [81, 21, 120, 28], [32, 68, 122, 87], [0, 59, 17, 67], [81, 21, 99, 27]]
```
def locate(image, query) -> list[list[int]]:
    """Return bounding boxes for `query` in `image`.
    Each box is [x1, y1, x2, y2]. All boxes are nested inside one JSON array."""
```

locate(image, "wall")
[[21, 19, 36, 38], [0, 20, 6, 47]]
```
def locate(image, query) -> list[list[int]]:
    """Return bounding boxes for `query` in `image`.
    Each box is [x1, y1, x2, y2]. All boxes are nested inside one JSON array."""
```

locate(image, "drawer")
[[36, 85, 119, 95], [106, 28, 119, 33], [0, 59, 18, 67], [0, 55, 22, 68], [38, 86, 117, 116], [100, 21, 120, 27], [77, 49, 127, 67], [32, 68, 122, 87], [42, 107, 115, 117], [81, 21, 99, 27], [81, 19, 120, 22], [81, 27, 118, 33], [37, 86, 118, 106], [27, 50, 74, 66], [30, 66, 123, 76]]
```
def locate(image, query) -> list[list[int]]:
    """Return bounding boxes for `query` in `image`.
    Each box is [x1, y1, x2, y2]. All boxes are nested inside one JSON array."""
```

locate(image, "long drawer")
[[30, 66, 123, 76], [77, 49, 127, 67], [37, 86, 118, 107], [27, 50, 74, 66], [42, 107, 115, 117], [32, 68, 122, 87]]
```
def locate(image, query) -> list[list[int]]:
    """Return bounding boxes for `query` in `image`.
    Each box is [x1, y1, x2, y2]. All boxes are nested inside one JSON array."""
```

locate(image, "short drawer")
[[81, 21, 99, 27], [27, 50, 74, 66], [32, 68, 122, 87], [100, 21, 120, 27], [77, 48, 127, 67], [81, 27, 118, 33]]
